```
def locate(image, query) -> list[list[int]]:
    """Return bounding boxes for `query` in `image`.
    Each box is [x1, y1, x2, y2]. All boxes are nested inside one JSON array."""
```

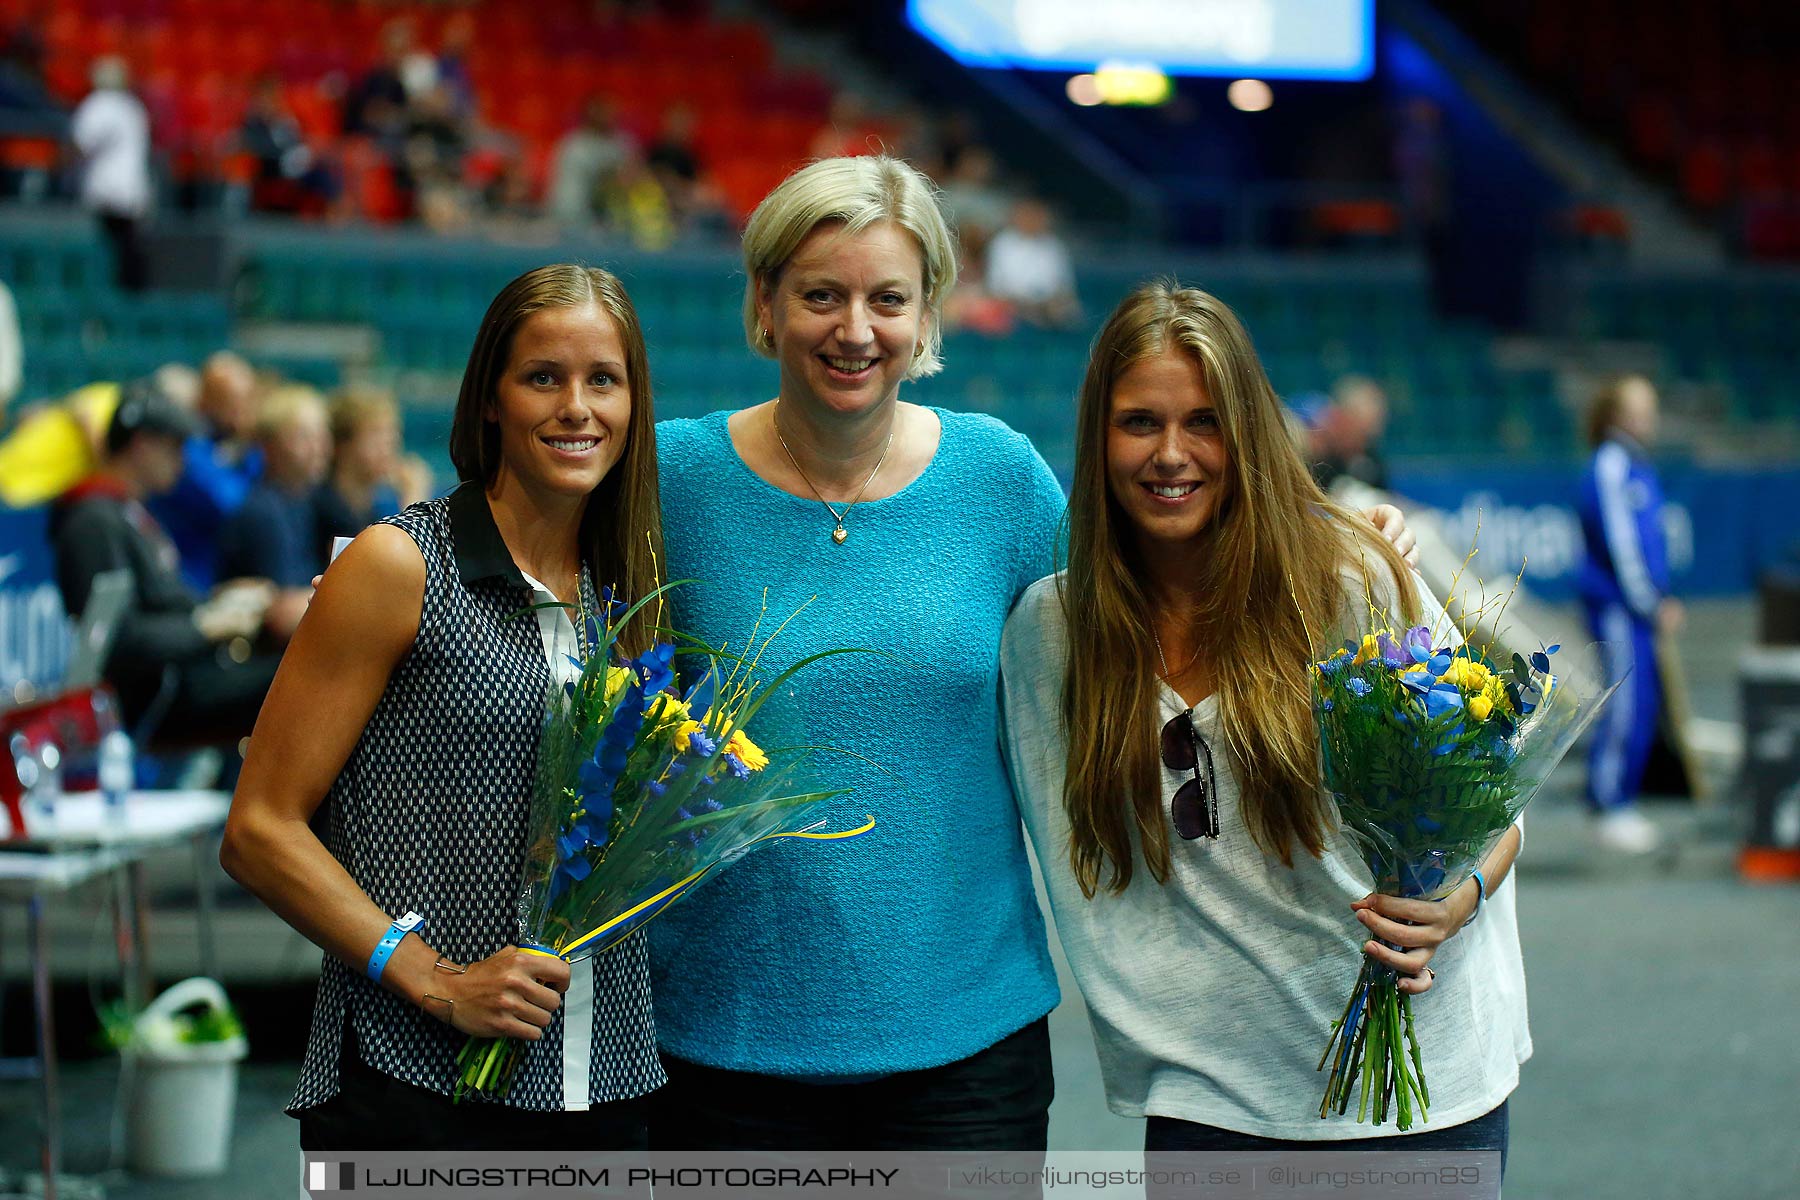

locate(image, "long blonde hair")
[[449, 264, 664, 655], [1059, 281, 1417, 895]]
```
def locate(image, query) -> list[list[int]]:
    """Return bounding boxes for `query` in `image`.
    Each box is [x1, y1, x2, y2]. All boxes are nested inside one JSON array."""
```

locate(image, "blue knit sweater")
[[649, 407, 1064, 1076]]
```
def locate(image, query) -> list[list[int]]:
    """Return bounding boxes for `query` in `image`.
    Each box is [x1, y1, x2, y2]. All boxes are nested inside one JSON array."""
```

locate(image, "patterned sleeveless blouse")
[[287, 483, 663, 1113]]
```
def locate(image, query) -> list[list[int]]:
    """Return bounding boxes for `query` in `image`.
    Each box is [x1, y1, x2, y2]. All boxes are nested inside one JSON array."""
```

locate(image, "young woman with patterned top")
[[221, 264, 667, 1150], [999, 282, 1523, 1172]]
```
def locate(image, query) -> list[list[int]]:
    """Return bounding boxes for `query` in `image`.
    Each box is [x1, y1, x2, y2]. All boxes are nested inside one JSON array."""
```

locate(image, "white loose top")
[[999, 571, 1530, 1139]]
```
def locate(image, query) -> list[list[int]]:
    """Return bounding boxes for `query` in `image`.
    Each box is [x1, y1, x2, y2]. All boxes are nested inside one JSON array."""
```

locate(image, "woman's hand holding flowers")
[[425, 946, 569, 1040], [1347, 879, 1482, 995]]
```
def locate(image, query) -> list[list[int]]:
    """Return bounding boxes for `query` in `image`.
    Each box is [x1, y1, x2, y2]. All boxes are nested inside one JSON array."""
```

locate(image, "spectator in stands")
[[432, 12, 478, 120], [548, 98, 636, 228], [0, 380, 116, 508], [343, 20, 412, 144], [314, 385, 431, 562], [985, 197, 1081, 329], [149, 350, 264, 592], [50, 381, 279, 742], [1577, 375, 1680, 854], [241, 76, 338, 218], [808, 91, 880, 160], [1310, 375, 1391, 492], [645, 103, 729, 235], [70, 56, 151, 291], [939, 145, 1010, 244], [218, 384, 332, 640]]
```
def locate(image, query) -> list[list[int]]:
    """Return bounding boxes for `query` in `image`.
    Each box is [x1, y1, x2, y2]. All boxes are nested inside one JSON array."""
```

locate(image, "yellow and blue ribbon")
[[528, 815, 876, 962]]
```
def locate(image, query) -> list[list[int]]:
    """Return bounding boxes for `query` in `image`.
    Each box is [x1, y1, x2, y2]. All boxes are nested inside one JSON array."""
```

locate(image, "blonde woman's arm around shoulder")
[[220, 526, 569, 1039]]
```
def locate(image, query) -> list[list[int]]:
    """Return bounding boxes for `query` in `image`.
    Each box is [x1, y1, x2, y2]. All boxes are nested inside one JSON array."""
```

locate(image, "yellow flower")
[[645, 693, 690, 726], [602, 665, 634, 704], [724, 729, 769, 772], [1468, 693, 1494, 721], [1353, 634, 1383, 665], [1442, 657, 1492, 692]]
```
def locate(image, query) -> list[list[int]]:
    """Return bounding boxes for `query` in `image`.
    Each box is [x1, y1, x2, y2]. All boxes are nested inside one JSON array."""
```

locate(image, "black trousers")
[[648, 1016, 1054, 1152], [297, 1027, 648, 1152], [98, 211, 149, 291]]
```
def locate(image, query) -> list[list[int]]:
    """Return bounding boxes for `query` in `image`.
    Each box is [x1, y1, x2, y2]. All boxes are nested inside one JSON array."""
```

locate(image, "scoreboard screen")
[[907, 0, 1375, 81]]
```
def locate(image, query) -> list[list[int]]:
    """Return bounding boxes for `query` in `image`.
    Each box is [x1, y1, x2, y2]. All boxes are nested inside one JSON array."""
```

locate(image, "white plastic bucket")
[[122, 977, 248, 1177]]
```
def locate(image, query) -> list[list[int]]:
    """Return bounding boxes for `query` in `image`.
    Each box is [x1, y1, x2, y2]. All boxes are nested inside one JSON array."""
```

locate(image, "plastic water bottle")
[[22, 741, 61, 833], [100, 730, 135, 822]]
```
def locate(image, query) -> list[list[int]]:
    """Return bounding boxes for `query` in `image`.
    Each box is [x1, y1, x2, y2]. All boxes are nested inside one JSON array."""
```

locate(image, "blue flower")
[[1424, 684, 1464, 719], [632, 643, 677, 698], [597, 585, 627, 625], [722, 751, 751, 779], [1346, 677, 1373, 697], [1398, 852, 1448, 898], [1400, 667, 1435, 694], [687, 728, 717, 756], [647, 779, 666, 796]]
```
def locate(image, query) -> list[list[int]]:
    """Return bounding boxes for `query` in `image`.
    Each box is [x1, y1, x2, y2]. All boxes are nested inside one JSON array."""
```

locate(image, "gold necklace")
[[772, 400, 895, 544], [1151, 625, 1202, 682]]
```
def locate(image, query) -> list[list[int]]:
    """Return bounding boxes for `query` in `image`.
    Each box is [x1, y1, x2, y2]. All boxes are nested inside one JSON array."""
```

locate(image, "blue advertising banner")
[[0, 505, 71, 693], [1391, 463, 1800, 600]]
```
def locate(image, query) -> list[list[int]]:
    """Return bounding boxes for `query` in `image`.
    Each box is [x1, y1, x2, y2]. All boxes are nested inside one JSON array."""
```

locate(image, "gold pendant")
[[832, 526, 848, 544]]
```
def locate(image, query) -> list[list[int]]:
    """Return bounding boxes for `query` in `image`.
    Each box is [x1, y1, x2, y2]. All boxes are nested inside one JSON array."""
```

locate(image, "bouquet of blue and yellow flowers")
[[454, 586, 871, 1102], [1311, 614, 1616, 1129]]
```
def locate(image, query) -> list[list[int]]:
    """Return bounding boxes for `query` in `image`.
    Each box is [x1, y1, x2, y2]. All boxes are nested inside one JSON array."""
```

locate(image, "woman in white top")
[[1000, 281, 1525, 1169]]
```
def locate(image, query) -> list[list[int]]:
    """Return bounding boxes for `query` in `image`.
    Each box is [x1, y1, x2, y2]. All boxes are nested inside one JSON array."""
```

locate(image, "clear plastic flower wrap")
[[1311, 611, 1618, 1130]]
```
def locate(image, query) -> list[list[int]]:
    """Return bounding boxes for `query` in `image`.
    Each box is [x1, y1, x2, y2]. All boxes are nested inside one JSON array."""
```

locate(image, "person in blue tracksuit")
[[1576, 375, 1682, 853]]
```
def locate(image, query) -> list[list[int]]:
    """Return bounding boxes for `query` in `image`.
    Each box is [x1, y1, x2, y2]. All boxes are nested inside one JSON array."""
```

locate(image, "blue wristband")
[[366, 911, 426, 983], [1461, 871, 1488, 928]]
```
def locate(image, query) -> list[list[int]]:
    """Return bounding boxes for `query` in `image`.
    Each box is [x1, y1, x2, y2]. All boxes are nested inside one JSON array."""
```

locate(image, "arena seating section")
[[1451, 0, 1800, 258], [4, 0, 1793, 470], [10, 0, 831, 221]]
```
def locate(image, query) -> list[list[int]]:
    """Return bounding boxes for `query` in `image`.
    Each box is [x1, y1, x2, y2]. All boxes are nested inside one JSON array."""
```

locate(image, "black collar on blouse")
[[446, 479, 529, 589]]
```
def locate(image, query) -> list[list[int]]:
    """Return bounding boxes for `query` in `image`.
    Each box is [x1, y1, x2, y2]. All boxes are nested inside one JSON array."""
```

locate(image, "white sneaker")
[[1594, 808, 1662, 855]]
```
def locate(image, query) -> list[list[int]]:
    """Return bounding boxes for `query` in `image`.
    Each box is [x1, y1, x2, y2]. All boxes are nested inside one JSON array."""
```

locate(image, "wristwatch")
[[366, 911, 426, 982]]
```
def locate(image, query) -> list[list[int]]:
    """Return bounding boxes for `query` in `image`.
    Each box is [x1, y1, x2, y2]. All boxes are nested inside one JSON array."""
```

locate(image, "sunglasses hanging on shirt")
[[1160, 709, 1220, 840]]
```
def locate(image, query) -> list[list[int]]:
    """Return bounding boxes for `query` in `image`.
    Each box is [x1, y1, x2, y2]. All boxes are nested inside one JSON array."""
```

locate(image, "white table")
[[0, 789, 231, 1200]]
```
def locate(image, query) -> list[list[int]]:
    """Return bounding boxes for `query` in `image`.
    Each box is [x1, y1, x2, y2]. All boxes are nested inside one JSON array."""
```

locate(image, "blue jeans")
[[648, 1016, 1054, 1151], [1145, 1099, 1509, 1191]]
